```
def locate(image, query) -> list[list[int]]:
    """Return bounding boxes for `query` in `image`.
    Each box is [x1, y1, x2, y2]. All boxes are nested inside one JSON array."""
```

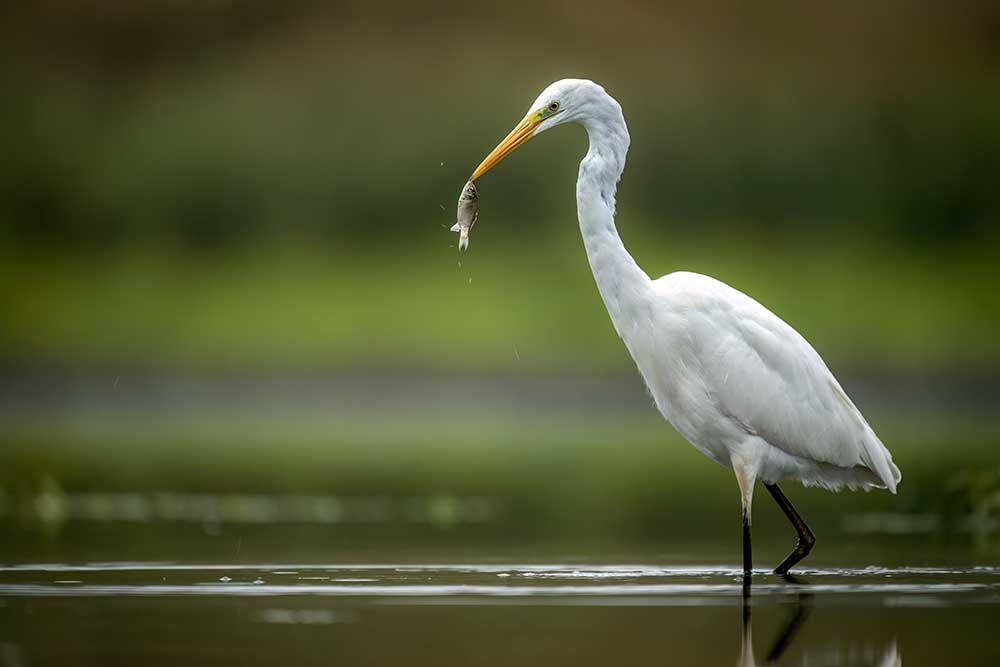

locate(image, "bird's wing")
[[665, 273, 898, 490]]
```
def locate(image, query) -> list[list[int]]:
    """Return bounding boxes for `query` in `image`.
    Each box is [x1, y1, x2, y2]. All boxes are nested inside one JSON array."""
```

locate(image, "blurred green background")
[[1, 0, 998, 564]]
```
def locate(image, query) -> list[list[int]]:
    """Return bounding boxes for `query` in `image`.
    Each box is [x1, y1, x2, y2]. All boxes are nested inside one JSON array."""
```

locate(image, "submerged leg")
[[764, 483, 816, 575]]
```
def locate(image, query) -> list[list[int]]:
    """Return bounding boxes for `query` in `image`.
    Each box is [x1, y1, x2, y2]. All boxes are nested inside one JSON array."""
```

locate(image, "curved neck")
[[576, 101, 651, 341]]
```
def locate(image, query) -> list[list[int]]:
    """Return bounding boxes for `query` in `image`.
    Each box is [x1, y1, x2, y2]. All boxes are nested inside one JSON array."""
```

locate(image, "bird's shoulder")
[[650, 271, 784, 331]]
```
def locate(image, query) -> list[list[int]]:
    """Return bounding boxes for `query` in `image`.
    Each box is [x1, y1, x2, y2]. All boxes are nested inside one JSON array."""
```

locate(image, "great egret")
[[467, 79, 901, 577]]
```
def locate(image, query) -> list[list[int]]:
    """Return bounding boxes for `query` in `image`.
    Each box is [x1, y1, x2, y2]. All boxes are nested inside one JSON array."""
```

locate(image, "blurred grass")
[[1, 233, 997, 373], [1, 1, 998, 375], [3, 2, 999, 251], [1, 401, 997, 560]]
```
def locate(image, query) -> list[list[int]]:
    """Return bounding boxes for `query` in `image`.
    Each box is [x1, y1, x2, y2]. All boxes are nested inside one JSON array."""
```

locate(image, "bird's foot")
[[773, 535, 816, 576]]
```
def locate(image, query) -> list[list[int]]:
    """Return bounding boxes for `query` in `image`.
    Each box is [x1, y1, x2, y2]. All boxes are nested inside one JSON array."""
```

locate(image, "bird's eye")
[[548, 102, 560, 112]]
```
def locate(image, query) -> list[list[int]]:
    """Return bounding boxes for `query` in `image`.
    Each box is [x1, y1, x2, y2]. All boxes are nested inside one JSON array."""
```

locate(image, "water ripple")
[[0, 563, 997, 606]]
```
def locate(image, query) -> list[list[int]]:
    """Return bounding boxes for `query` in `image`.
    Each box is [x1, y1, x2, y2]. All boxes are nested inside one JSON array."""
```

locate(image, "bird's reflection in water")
[[739, 590, 900, 666]]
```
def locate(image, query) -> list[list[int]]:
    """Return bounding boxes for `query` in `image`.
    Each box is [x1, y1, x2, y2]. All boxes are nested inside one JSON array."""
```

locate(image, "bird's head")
[[470, 79, 612, 181]]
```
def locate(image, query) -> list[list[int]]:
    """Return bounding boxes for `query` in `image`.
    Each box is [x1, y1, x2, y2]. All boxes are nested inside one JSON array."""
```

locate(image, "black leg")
[[742, 506, 752, 580], [764, 483, 816, 575]]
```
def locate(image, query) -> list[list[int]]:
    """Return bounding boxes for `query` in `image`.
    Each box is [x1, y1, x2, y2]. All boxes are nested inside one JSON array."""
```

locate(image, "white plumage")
[[639, 271, 900, 494], [469, 78, 901, 574]]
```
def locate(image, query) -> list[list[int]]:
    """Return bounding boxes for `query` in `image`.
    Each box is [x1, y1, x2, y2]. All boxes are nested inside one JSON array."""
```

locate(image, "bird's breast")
[[621, 308, 743, 468]]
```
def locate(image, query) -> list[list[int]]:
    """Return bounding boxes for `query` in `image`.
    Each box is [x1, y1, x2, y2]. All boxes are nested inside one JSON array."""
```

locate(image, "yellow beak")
[[470, 113, 541, 182]]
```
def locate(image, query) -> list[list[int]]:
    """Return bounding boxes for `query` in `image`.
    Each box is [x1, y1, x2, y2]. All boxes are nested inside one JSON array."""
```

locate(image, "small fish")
[[450, 180, 478, 251]]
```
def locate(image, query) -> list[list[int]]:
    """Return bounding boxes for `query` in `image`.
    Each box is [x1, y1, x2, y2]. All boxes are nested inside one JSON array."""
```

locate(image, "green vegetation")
[[2, 234, 997, 373], [2, 2, 997, 375], [2, 402, 997, 562]]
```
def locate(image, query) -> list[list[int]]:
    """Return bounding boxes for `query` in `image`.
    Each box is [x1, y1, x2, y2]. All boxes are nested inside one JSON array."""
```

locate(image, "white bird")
[[467, 79, 901, 577]]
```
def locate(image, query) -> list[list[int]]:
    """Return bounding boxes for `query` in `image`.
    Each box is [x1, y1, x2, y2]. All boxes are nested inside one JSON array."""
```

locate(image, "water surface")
[[1, 562, 997, 665]]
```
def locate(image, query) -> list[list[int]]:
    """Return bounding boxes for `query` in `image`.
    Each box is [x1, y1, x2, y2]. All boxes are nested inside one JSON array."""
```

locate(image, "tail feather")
[[860, 426, 901, 494]]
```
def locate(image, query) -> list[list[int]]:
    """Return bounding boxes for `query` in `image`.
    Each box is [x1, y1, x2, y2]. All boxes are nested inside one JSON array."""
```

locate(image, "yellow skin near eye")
[[538, 102, 560, 120]]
